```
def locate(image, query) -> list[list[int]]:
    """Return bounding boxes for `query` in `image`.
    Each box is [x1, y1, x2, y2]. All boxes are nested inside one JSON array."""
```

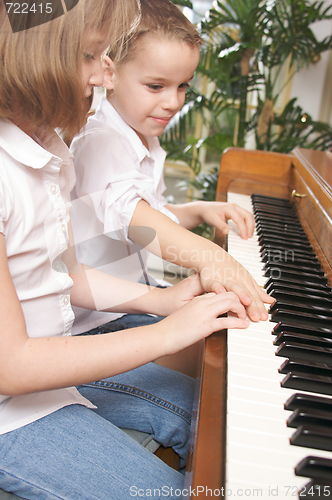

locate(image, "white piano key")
[[227, 383, 289, 407]]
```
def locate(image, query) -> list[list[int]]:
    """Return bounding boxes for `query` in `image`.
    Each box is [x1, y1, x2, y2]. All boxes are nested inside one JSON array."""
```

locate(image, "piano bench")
[[155, 445, 180, 471], [0, 492, 20, 500]]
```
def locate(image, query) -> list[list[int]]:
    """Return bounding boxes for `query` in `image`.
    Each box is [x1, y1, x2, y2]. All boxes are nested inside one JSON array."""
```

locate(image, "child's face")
[[107, 37, 200, 142], [81, 33, 109, 97]]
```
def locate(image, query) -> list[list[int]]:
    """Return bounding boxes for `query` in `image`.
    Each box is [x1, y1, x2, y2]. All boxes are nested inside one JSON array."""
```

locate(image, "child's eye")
[[179, 83, 190, 90], [147, 84, 163, 91], [83, 53, 95, 61]]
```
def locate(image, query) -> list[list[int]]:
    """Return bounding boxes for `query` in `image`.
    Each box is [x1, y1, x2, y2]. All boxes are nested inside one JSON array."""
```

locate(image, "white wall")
[[289, 15, 332, 124]]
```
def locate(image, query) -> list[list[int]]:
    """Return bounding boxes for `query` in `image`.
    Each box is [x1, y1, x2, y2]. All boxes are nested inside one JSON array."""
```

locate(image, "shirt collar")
[[98, 98, 160, 164], [0, 119, 73, 170]]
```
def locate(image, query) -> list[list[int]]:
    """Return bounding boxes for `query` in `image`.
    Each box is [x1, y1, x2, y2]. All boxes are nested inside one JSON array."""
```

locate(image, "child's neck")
[[135, 130, 149, 150], [107, 97, 150, 150]]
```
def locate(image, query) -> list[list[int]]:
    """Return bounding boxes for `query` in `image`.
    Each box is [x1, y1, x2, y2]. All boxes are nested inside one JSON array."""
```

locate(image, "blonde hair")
[[107, 0, 201, 67], [0, 0, 140, 137]]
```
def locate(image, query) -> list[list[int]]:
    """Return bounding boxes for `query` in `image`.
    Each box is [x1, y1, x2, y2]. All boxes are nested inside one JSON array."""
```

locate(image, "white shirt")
[[70, 98, 178, 334], [0, 119, 95, 435]]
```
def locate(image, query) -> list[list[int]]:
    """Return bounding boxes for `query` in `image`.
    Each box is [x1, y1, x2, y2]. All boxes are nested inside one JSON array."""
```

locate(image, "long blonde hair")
[[0, 0, 140, 137]]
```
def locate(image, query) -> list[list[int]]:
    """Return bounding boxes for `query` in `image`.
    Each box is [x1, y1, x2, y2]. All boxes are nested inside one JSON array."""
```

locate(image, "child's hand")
[[197, 251, 274, 322], [157, 291, 250, 355], [198, 201, 255, 240], [155, 273, 205, 316]]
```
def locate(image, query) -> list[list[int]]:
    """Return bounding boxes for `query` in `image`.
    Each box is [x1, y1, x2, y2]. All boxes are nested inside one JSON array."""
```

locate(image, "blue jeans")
[[82, 314, 164, 335], [0, 363, 194, 500]]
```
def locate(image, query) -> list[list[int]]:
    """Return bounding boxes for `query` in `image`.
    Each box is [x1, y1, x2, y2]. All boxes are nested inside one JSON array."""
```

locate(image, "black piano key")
[[269, 291, 332, 308], [287, 407, 332, 429], [264, 262, 325, 276], [256, 215, 305, 227], [295, 456, 332, 480], [285, 393, 332, 413], [259, 236, 312, 250], [253, 204, 298, 217], [261, 242, 317, 258], [261, 252, 321, 268], [290, 425, 332, 452], [273, 322, 332, 337], [253, 196, 293, 205], [277, 341, 332, 364], [279, 358, 332, 378], [275, 333, 332, 349], [281, 372, 332, 396], [254, 195, 297, 206], [270, 309, 332, 329], [254, 213, 299, 223], [257, 222, 309, 234], [268, 286, 332, 303], [254, 199, 300, 211], [269, 301, 332, 317], [253, 209, 299, 222], [264, 269, 328, 285], [258, 231, 313, 244], [257, 223, 307, 237], [299, 480, 332, 499], [256, 229, 310, 240], [252, 193, 292, 204], [265, 278, 332, 295]]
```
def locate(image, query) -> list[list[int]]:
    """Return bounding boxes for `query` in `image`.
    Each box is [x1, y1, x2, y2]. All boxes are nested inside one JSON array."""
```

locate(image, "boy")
[[70, 0, 272, 336]]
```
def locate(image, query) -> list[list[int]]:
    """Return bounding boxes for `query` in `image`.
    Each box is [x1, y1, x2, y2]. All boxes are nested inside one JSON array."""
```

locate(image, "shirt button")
[[54, 261, 61, 271], [49, 184, 58, 195], [63, 295, 70, 306]]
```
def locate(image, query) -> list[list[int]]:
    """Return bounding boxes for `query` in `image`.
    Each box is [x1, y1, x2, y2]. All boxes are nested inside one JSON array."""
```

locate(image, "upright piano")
[[185, 147, 332, 499]]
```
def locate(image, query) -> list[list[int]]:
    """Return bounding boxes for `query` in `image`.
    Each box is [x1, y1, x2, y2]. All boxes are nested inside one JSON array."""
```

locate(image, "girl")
[[0, 1, 249, 499]]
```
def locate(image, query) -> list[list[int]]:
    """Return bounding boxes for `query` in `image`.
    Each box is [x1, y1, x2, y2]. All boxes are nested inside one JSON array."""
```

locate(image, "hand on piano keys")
[[157, 290, 250, 355], [184, 200, 256, 240], [196, 242, 275, 323]]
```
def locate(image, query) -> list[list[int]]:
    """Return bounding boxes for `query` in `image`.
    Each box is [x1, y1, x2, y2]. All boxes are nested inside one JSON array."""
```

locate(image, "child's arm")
[[129, 200, 274, 322], [68, 259, 205, 318], [0, 233, 249, 396], [64, 223, 205, 317], [165, 201, 255, 240]]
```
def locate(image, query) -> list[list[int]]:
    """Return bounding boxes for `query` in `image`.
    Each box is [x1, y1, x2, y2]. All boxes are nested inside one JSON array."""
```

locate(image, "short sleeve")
[[71, 126, 179, 244]]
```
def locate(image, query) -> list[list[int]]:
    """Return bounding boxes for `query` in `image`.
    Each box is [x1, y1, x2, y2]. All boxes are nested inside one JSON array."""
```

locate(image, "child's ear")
[[102, 55, 116, 90]]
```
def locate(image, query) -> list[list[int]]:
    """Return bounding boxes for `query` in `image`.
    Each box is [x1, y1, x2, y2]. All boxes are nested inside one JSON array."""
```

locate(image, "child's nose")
[[162, 90, 183, 111], [90, 61, 104, 88]]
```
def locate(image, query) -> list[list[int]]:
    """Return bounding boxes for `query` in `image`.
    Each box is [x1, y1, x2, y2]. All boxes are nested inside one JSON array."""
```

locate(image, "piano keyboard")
[[226, 192, 332, 499]]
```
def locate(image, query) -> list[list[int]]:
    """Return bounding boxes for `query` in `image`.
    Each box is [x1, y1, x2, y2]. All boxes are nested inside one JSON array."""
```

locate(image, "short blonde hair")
[[108, 0, 201, 67], [0, 0, 140, 137]]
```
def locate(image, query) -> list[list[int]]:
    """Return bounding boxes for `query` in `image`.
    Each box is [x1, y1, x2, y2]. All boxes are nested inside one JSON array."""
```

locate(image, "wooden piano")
[[185, 147, 332, 498]]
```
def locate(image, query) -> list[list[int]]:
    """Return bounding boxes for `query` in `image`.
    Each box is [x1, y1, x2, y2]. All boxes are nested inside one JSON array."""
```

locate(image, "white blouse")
[[70, 99, 178, 334], [0, 119, 95, 435]]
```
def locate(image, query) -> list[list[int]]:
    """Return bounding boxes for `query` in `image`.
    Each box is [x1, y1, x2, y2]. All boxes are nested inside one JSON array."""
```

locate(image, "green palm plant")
[[163, 0, 332, 157]]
